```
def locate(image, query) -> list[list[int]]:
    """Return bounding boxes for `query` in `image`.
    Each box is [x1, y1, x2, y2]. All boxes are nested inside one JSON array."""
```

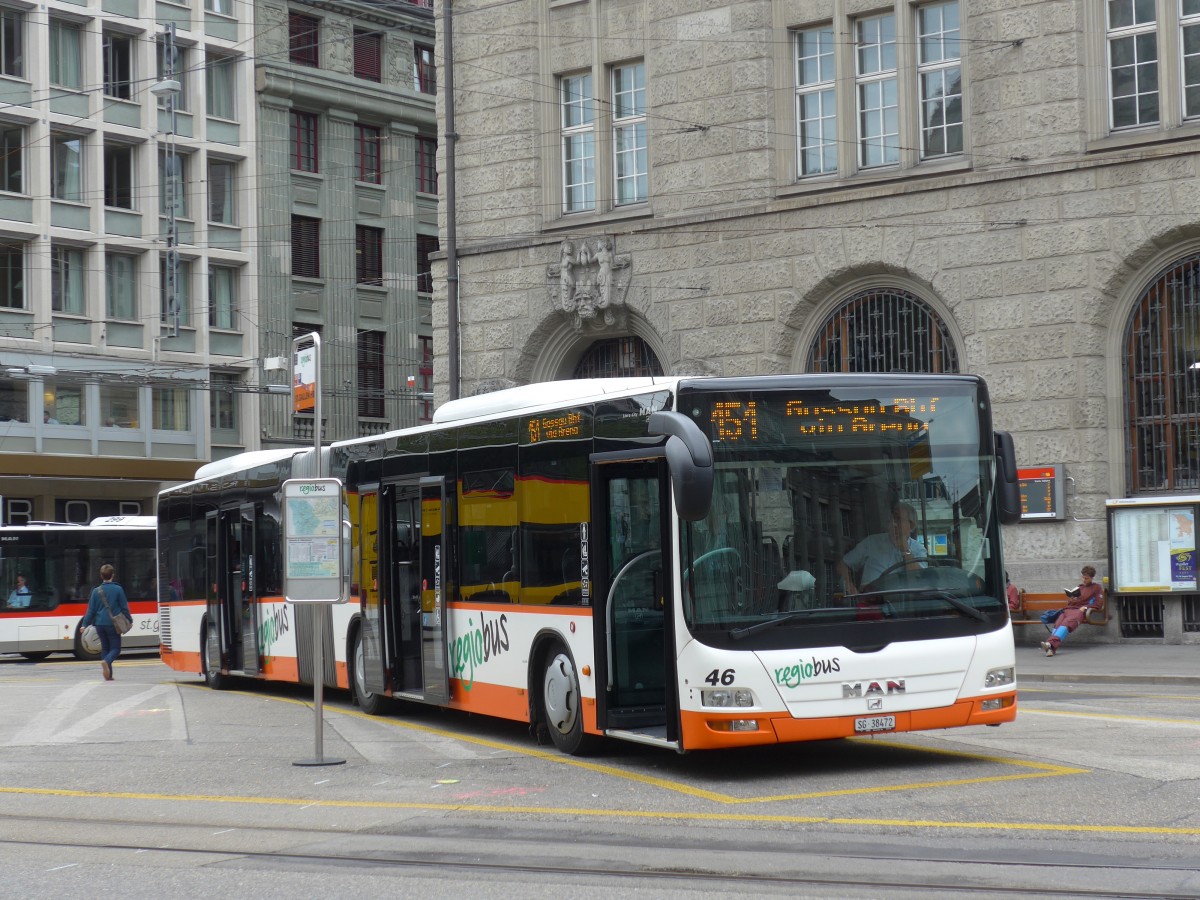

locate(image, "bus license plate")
[[854, 715, 895, 733]]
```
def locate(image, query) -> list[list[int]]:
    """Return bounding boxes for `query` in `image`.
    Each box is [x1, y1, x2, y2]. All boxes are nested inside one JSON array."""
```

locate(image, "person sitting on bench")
[[1041, 565, 1103, 657]]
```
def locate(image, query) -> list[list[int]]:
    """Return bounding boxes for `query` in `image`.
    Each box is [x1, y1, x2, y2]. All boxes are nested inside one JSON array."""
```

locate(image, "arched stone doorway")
[[805, 288, 959, 374], [571, 336, 664, 379]]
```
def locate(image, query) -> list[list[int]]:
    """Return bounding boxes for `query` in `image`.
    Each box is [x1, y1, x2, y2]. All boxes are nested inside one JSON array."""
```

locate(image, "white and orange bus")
[[156, 375, 1022, 754], [0, 516, 159, 660]]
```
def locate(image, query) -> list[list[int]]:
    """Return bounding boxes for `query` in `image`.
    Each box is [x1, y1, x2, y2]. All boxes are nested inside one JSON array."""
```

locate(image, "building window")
[[791, 2, 961, 180], [918, 1, 962, 157], [416, 234, 438, 294], [104, 143, 134, 208], [0, 378, 27, 422], [205, 0, 233, 15], [209, 265, 237, 329], [356, 225, 384, 286], [51, 245, 85, 315], [206, 54, 236, 119], [210, 372, 239, 437], [291, 111, 318, 172], [101, 385, 138, 428], [856, 14, 899, 168], [0, 9, 23, 79], [1123, 253, 1200, 493], [102, 31, 132, 100], [51, 134, 83, 202], [1107, 0, 1159, 128], [573, 337, 664, 378], [354, 29, 382, 82], [208, 159, 235, 223], [50, 20, 82, 89], [418, 335, 433, 422], [159, 150, 188, 217], [358, 330, 385, 418], [806, 289, 958, 374], [0, 241, 23, 309], [105, 252, 137, 320], [292, 216, 321, 278], [152, 387, 190, 431], [156, 39, 187, 111], [160, 256, 191, 325], [416, 135, 437, 193], [561, 72, 594, 213], [45, 382, 84, 426], [413, 43, 435, 94], [356, 125, 381, 183], [0, 126, 22, 193], [612, 62, 647, 205], [289, 14, 320, 67], [795, 26, 836, 177]]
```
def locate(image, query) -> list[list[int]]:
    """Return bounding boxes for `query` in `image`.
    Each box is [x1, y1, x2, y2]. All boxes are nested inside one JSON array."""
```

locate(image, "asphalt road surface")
[[1, 651, 1198, 899]]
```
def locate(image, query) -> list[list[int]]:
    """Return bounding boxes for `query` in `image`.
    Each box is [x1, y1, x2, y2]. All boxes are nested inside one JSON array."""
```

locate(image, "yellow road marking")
[[0, 785, 1196, 835], [1020, 708, 1200, 726], [178, 683, 1085, 804]]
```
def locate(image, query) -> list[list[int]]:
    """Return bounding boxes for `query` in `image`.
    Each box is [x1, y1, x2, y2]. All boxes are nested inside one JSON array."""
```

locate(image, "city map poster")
[[286, 492, 339, 579], [1109, 504, 1196, 593]]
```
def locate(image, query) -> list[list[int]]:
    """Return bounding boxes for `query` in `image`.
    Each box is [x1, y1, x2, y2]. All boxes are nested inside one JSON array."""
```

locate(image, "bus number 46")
[[704, 668, 735, 686]]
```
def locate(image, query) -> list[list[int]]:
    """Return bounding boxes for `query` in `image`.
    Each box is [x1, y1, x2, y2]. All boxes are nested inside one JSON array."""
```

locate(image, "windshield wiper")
[[842, 587, 989, 623], [730, 611, 812, 640]]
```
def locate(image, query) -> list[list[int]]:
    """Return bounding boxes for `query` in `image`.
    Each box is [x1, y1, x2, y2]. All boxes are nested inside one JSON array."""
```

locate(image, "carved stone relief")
[[546, 236, 631, 331]]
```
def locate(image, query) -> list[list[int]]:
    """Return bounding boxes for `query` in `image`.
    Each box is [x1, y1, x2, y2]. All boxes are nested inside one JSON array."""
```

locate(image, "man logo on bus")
[[843, 680, 906, 698]]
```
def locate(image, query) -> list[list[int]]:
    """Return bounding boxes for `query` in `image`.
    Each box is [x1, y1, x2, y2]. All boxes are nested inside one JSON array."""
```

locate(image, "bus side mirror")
[[648, 411, 713, 522], [994, 430, 1021, 526]]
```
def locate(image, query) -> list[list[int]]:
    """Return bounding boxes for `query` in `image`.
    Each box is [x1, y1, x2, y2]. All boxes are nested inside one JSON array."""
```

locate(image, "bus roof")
[[191, 448, 305, 483], [89, 515, 157, 528], [432, 378, 673, 424]]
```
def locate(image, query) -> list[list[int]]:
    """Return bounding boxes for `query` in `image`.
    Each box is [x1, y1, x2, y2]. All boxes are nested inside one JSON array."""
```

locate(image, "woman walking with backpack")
[[79, 564, 132, 681]]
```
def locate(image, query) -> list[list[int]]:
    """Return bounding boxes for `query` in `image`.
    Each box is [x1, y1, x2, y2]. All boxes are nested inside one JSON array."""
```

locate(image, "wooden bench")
[[1011, 589, 1109, 628]]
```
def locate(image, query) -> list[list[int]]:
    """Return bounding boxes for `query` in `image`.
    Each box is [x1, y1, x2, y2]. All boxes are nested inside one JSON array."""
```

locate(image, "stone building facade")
[[254, 0, 438, 447], [434, 0, 1200, 642]]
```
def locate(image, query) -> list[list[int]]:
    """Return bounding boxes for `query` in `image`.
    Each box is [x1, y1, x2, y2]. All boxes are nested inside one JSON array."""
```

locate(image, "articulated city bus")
[[156, 375, 1022, 753], [0, 516, 159, 660]]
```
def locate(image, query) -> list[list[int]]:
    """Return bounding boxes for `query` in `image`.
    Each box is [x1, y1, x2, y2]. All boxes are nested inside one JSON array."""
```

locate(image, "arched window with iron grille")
[[1123, 254, 1200, 493], [573, 336, 664, 379], [805, 289, 959, 374]]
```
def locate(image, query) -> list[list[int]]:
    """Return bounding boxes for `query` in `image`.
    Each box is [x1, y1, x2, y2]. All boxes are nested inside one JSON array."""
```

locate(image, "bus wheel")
[[352, 628, 388, 715], [203, 622, 229, 690], [541, 646, 597, 755], [73, 625, 101, 661], [19, 651, 51, 662]]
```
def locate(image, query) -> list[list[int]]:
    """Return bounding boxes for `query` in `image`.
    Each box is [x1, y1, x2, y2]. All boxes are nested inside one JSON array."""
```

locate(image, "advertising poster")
[[1109, 504, 1197, 592]]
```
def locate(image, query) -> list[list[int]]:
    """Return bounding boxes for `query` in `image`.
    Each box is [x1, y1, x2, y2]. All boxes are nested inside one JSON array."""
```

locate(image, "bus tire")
[[203, 621, 229, 690], [541, 644, 598, 756], [73, 624, 101, 661], [20, 651, 51, 661], [351, 627, 389, 715]]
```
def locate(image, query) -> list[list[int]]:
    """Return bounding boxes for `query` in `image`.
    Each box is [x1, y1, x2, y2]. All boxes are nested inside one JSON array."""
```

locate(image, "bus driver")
[[837, 502, 927, 595]]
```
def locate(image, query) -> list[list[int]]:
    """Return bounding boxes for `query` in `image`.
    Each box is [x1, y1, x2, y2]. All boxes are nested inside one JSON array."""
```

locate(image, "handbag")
[[1039, 607, 1064, 626], [95, 585, 133, 635], [81, 624, 101, 654]]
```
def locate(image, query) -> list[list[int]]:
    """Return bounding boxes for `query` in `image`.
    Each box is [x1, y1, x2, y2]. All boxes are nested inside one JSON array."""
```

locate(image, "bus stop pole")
[[293, 334, 344, 767]]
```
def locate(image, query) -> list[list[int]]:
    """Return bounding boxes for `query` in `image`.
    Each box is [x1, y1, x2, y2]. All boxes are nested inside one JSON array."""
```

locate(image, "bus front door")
[[593, 458, 678, 745]]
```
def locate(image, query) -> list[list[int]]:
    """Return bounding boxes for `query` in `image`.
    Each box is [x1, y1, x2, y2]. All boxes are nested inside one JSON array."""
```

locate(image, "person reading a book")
[[1041, 565, 1104, 657]]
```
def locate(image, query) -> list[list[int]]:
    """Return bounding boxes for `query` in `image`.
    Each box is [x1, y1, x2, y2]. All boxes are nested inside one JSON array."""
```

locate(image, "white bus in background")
[[0, 516, 159, 660]]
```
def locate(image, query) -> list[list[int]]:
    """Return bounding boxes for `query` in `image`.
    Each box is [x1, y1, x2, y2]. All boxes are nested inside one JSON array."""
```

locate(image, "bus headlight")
[[983, 666, 1014, 688], [701, 688, 755, 708]]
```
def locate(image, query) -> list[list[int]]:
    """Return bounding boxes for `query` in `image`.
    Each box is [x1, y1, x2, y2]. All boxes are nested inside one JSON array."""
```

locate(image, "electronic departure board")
[[1018, 465, 1065, 521]]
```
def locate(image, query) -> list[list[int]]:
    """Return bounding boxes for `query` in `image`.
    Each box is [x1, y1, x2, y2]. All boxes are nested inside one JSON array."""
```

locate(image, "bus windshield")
[[678, 380, 1006, 649]]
